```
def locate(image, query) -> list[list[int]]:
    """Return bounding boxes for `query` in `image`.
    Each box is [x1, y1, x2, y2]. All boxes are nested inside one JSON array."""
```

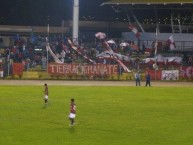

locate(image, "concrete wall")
[[0, 25, 69, 34]]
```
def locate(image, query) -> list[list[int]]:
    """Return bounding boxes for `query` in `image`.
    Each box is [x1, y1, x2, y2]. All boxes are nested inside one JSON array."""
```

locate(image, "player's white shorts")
[[69, 113, 76, 119], [44, 95, 48, 100]]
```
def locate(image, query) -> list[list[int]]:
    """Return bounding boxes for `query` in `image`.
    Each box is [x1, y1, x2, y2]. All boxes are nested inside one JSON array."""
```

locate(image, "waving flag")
[[167, 35, 176, 50], [46, 44, 63, 63], [68, 39, 96, 64], [128, 24, 140, 38], [94, 32, 131, 72], [103, 40, 113, 52], [101, 41, 131, 72], [95, 32, 106, 40], [120, 42, 129, 47], [98, 54, 131, 73], [154, 28, 158, 56], [107, 39, 116, 44]]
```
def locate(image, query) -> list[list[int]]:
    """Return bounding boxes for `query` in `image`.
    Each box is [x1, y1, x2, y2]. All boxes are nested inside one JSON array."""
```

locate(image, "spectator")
[[164, 59, 168, 70], [41, 56, 47, 69], [145, 72, 151, 87], [134, 72, 140, 86], [44, 83, 49, 105], [188, 57, 193, 66], [69, 98, 76, 126], [118, 65, 123, 76]]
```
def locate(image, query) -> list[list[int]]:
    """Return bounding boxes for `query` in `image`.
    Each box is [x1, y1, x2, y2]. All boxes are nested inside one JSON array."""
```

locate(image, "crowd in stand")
[[0, 34, 193, 73], [0, 34, 137, 68]]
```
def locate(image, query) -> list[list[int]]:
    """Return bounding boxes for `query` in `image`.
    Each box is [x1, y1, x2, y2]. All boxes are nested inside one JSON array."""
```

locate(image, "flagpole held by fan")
[[153, 28, 158, 80], [46, 23, 49, 72]]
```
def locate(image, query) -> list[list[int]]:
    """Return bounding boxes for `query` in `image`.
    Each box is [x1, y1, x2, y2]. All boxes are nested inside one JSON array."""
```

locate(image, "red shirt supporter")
[[12, 46, 17, 54], [29, 47, 33, 53], [18, 52, 22, 58]]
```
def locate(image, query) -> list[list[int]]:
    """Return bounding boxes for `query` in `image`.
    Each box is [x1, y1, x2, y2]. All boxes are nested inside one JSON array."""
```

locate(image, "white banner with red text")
[[161, 70, 179, 80], [48, 63, 118, 76]]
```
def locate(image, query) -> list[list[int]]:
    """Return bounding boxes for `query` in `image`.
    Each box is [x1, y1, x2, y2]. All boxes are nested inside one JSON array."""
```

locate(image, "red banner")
[[147, 70, 162, 80], [180, 66, 193, 78], [12, 63, 23, 75], [48, 63, 118, 76]]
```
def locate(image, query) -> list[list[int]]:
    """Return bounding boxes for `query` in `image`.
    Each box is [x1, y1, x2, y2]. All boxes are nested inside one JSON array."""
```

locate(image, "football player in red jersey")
[[69, 98, 76, 126], [44, 83, 48, 105]]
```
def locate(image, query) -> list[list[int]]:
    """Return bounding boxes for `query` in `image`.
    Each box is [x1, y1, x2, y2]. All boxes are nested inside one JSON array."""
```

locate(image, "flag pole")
[[7, 49, 10, 76], [154, 27, 158, 80], [46, 24, 49, 73]]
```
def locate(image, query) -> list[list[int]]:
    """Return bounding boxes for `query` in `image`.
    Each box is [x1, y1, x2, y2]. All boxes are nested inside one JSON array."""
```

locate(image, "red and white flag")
[[107, 39, 116, 44], [128, 24, 140, 38], [101, 41, 131, 72], [98, 55, 131, 73], [103, 40, 113, 52], [95, 32, 131, 72], [154, 41, 158, 56], [154, 27, 158, 56], [68, 39, 96, 64], [167, 35, 176, 50], [95, 32, 106, 40]]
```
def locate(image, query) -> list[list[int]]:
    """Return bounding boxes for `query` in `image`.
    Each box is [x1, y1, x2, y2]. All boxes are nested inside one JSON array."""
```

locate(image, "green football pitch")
[[0, 85, 193, 145]]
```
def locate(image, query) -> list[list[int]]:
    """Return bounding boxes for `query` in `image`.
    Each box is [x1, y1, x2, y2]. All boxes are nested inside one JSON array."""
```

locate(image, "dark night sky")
[[0, 0, 113, 26], [0, 0, 191, 27]]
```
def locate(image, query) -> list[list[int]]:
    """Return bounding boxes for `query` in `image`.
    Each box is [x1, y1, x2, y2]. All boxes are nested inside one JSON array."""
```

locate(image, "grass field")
[[0, 85, 193, 145]]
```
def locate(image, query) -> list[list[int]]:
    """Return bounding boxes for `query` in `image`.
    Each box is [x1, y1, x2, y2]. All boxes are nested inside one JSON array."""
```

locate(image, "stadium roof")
[[100, 0, 193, 33], [102, 0, 193, 5]]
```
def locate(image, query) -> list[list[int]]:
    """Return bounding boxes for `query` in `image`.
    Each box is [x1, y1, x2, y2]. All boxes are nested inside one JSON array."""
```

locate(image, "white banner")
[[162, 70, 179, 80], [97, 50, 131, 62], [143, 55, 182, 64]]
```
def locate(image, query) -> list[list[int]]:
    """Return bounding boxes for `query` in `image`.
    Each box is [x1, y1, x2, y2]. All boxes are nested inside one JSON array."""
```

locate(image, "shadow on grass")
[[68, 127, 75, 134], [41, 102, 51, 109]]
